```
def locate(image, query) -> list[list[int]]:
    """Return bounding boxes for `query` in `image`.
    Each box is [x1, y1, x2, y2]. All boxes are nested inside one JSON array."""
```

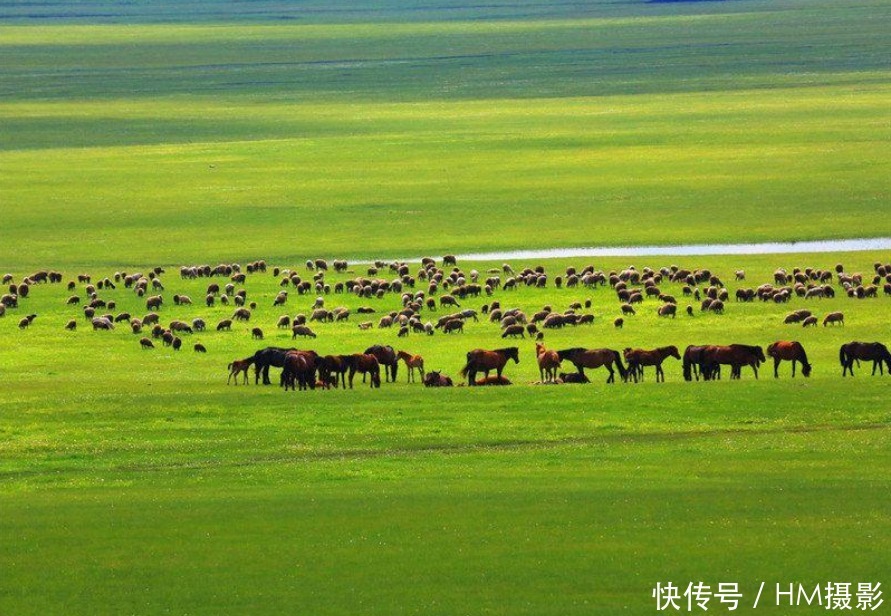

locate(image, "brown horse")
[[557, 347, 626, 384], [364, 345, 398, 382], [460, 347, 520, 385], [281, 350, 319, 391], [347, 353, 381, 388], [700, 344, 765, 380], [624, 346, 681, 383], [474, 375, 512, 386], [682, 345, 714, 381], [397, 350, 426, 383], [423, 371, 454, 387], [227, 358, 254, 385], [535, 343, 561, 383], [839, 341, 891, 376], [318, 354, 350, 388], [766, 341, 812, 378]]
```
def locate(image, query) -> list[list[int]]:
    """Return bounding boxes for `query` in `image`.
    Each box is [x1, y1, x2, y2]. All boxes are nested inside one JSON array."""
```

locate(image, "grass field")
[[2, 0, 890, 613]]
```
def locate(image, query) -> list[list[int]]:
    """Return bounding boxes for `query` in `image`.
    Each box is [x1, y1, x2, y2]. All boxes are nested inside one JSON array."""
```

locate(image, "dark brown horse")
[[364, 345, 398, 382], [281, 350, 319, 391], [318, 354, 351, 389], [557, 347, 626, 384], [423, 371, 454, 387], [839, 341, 891, 376], [460, 347, 520, 385], [682, 345, 714, 381], [624, 346, 681, 383], [347, 353, 381, 388], [766, 341, 812, 378], [700, 344, 765, 380]]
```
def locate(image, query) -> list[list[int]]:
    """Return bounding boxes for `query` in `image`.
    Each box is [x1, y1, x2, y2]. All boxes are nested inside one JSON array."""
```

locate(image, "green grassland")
[[2, 0, 890, 612], [1, 251, 890, 613], [1, 0, 890, 266]]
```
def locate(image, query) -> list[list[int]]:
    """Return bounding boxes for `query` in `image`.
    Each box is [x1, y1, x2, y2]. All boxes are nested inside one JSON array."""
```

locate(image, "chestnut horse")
[[227, 358, 254, 385], [460, 347, 520, 385], [766, 341, 812, 378], [557, 347, 626, 384], [839, 341, 891, 376], [624, 345, 681, 383], [699, 344, 765, 380], [535, 343, 561, 383], [397, 350, 425, 383], [347, 353, 381, 388]]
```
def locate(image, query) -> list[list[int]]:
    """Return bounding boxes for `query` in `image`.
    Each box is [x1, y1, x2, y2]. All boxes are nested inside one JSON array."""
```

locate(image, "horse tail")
[[612, 350, 627, 380], [838, 344, 847, 368], [459, 360, 472, 377]]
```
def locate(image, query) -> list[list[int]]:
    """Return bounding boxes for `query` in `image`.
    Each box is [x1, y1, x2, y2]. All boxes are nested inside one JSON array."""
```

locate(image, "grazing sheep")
[[291, 325, 317, 339], [65, 319, 77, 331], [91, 317, 114, 331], [146, 295, 163, 311], [194, 343, 207, 353], [802, 316, 818, 327], [172, 337, 182, 351], [251, 327, 264, 340], [277, 315, 292, 329], [501, 324, 525, 338], [233, 308, 251, 321], [614, 317, 624, 328], [657, 304, 677, 318], [358, 321, 373, 330], [823, 312, 844, 326], [620, 303, 635, 316], [139, 337, 154, 349], [216, 319, 233, 331]]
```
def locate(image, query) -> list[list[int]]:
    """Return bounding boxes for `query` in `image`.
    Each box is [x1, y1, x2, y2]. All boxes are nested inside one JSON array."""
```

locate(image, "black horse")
[[251, 346, 299, 385]]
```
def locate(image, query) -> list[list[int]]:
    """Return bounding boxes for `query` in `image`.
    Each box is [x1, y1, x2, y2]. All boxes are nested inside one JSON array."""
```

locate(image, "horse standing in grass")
[[281, 351, 319, 391], [699, 344, 765, 380], [766, 341, 812, 378], [347, 354, 381, 389], [460, 347, 520, 385], [364, 345, 399, 383], [624, 346, 681, 383], [557, 347, 626, 384], [682, 345, 714, 381], [397, 350, 425, 383], [227, 358, 254, 385], [535, 343, 561, 383], [839, 341, 891, 376], [319, 354, 350, 389]]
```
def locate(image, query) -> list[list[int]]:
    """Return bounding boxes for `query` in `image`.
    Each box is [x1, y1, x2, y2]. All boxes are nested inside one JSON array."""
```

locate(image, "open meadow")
[[1, 0, 890, 613]]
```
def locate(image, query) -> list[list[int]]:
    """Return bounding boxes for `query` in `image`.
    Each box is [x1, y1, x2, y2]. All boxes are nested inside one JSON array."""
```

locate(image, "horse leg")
[[656, 364, 663, 383], [349, 368, 356, 389], [263, 365, 271, 385], [773, 357, 780, 378], [606, 365, 614, 384], [791, 360, 796, 378]]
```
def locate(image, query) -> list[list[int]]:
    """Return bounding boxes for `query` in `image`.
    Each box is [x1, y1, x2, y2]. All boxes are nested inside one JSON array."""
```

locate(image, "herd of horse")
[[227, 340, 891, 389]]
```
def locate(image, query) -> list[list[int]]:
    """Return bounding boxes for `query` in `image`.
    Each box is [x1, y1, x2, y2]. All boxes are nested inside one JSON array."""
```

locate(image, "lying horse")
[[766, 341, 812, 378], [557, 347, 626, 384], [423, 371, 454, 387], [839, 341, 891, 376], [460, 347, 519, 385]]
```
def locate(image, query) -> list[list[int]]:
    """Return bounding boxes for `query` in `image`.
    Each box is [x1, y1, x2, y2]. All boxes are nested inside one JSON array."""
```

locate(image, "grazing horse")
[[682, 345, 715, 381], [556, 347, 626, 384], [227, 358, 254, 385], [460, 347, 520, 385], [766, 341, 812, 378], [281, 350, 319, 391], [318, 354, 350, 389], [624, 346, 681, 383], [251, 347, 298, 385], [535, 343, 561, 383], [839, 341, 891, 376], [699, 344, 765, 380], [347, 354, 381, 388], [423, 371, 454, 387], [364, 345, 399, 383], [396, 350, 425, 383]]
